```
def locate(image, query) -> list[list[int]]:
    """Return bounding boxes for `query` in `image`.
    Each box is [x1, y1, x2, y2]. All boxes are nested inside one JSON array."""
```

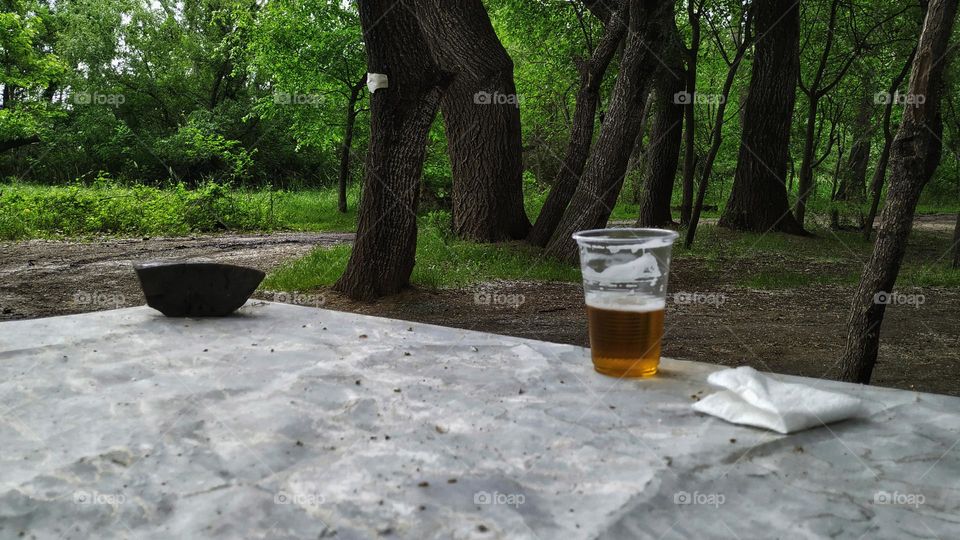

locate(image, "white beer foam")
[[605, 239, 674, 252], [585, 291, 665, 312], [582, 252, 662, 283]]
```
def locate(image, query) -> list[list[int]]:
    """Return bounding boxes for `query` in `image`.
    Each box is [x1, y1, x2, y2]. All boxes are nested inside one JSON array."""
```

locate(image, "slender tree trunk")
[[684, 17, 751, 248], [952, 212, 960, 268], [626, 89, 656, 204], [832, 84, 874, 228], [864, 47, 918, 240], [838, 86, 875, 203], [795, 98, 820, 224], [637, 14, 685, 227], [787, 149, 795, 191], [679, 0, 701, 226], [831, 132, 846, 199], [528, 3, 628, 246], [337, 76, 366, 214], [333, 0, 446, 300], [416, 0, 530, 241], [794, 0, 842, 226], [828, 136, 846, 228], [838, 0, 956, 383], [544, 0, 671, 263], [719, 0, 806, 235]]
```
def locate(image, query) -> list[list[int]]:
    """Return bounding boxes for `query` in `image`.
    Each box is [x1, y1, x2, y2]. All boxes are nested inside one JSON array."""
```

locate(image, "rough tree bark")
[[543, 0, 671, 263], [719, 0, 806, 234], [636, 10, 685, 228], [415, 0, 530, 241], [838, 0, 956, 383], [337, 75, 366, 214], [864, 47, 918, 240], [527, 2, 628, 246], [679, 0, 702, 226], [333, 0, 447, 300]]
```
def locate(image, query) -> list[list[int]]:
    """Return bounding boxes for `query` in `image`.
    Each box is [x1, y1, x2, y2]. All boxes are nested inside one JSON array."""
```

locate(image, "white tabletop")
[[1, 302, 957, 539]]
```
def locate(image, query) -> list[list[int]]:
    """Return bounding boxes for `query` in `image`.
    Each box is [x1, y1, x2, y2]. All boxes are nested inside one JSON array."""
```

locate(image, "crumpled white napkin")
[[692, 366, 865, 434]]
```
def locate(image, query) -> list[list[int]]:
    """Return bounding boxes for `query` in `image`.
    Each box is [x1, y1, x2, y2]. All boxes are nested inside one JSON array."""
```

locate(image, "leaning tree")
[[838, 0, 957, 383], [543, 0, 672, 263], [527, 0, 628, 247]]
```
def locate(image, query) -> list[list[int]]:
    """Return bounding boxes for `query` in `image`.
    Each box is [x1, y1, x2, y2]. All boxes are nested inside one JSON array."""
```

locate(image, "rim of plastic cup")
[[572, 228, 680, 246]]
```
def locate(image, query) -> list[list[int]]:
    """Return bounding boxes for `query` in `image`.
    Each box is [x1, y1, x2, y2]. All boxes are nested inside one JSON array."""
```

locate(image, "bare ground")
[[0, 232, 352, 320], [1, 222, 958, 396]]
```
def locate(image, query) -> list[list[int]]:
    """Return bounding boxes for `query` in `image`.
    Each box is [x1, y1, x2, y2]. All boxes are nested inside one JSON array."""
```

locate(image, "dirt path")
[[0, 232, 352, 321], [2, 218, 958, 396], [314, 279, 959, 397]]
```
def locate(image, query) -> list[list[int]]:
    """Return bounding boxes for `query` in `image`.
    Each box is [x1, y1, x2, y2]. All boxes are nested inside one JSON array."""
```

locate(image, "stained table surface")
[[1, 302, 958, 539]]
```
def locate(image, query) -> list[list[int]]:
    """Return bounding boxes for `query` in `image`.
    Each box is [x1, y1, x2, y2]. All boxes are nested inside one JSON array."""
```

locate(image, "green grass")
[[264, 218, 960, 293], [0, 179, 358, 240], [262, 216, 581, 291], [670, 223, 960, 289], [916, 203, 960, 215], [737, 270, 859, 289]]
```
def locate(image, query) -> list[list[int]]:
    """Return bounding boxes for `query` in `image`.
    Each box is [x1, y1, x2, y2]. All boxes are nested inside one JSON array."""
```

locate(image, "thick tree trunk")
[[333, 0, 446, 300], [337, 76, 366, 214], [543, 0, 671, 263], [838, 0, 956, 383], [637, 16, 684, 228], [679, 0, 701, 226], [864, 47, 917, 240], [416, 0, 530, 241], [719, 0, 806, 235], [527, 3, 628, 246]]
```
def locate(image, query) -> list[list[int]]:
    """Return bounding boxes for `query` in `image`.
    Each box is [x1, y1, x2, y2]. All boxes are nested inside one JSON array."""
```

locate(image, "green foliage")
[[1, 0, 959, 229], [0, 179, 359, 240], [0, 2, 68, 147], [155, 112, 257, 182]]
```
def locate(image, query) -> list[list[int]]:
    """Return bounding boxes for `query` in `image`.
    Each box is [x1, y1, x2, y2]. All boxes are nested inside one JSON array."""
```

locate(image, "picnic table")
[[1, 302, 958, 539]]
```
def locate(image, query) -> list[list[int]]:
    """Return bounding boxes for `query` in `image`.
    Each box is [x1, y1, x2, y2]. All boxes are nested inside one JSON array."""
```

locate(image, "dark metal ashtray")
[[134, 261, 265, 317]]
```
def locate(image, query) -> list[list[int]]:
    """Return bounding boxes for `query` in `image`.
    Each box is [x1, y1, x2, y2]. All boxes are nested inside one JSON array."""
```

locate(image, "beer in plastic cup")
[[572, 228, 679, 377]]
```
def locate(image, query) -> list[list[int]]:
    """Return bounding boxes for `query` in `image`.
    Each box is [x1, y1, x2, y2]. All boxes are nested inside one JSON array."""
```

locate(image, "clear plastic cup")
[[572, 228, 679, 377]]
